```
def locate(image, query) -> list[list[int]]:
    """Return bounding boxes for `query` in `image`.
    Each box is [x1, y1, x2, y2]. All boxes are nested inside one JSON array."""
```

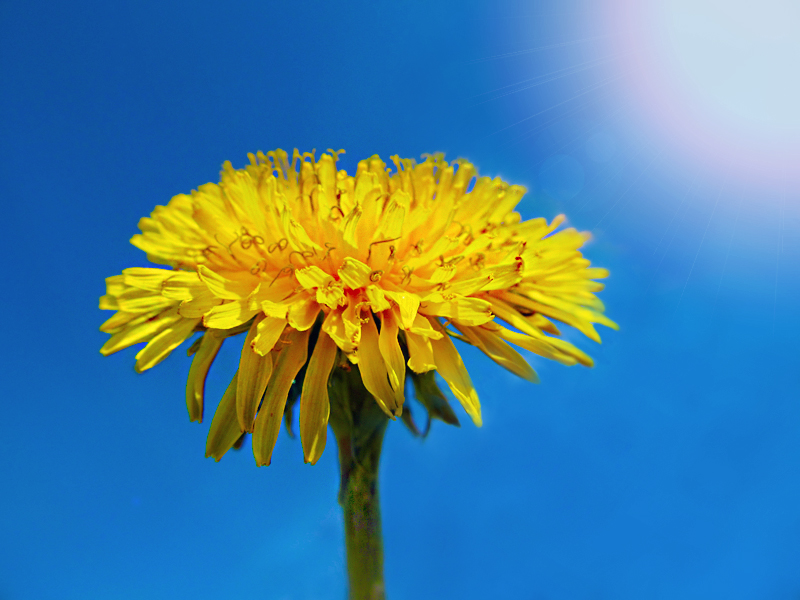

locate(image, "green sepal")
[[232, 432, 247, 450], [409, 370, 460, 435], [399, 401, 422, 437], [186, 335, 204, 356]]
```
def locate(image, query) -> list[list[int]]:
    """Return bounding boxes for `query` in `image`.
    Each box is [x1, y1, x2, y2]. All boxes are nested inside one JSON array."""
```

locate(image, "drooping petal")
[[252, 328, 310, 466], [382, 283, 420, 328], [406, 330, 437, 373], [300, 331, 338, 464], [321, 308, 355, 353], [206, 371, 243, 461], [456, 324, 539, 383], [378, 308, 405, 404], [357, 311, 398, 417], [251, 315, 287, 356], [237, 316, 275, 432], [186, 330, 224, 422], [429, 322, 482, 426], [488, 323, 580, 366]]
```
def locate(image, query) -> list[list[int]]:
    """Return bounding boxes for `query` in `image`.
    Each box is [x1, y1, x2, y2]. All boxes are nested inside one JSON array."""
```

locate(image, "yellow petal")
[[499, 291, 600, 342], [382, 284, 420, 328], [295, 265, 333, 289], [353, 172, 383, 248], [237, 316, 275, 432], [116, 294, 174, 313], [341, 300, 363, 347], [456, 324, 539, 383], [135, 317, 200, 373], [408, 314, 443, 339], [375, 189, 408, 240], [251, 315, 287, 355], [98, 294, 119, 311], [162, 271, 208, 301], [357, 311, 398, 417], [203, 300, 258, 329], [295, 266, 344, 308], [378, 309, 405, 404], [300, 331, 338, 464], [100, 308, 181, 356], [100, 306, 164, 334], [104, 274, 125, 296], [486, 296, 542, 338], [421, 296, 494, 326], [338, 257, 372, 289], [321, 308, 355, 353], [206, 371, 244, 461], [186, 330, 224, 422], [341, 205, 361, 248], [178, 293, 222, 318], [489, 323, 580, 366], [287, 296, 321, 331], [122, 267, 175, 292], [197, 265, 259, 300], [406, 330, 436, 373], [429, 323, 482, 426], [365, 285, 391, 312], [252, 328, 310, 466], [283, 210, 322, 252]]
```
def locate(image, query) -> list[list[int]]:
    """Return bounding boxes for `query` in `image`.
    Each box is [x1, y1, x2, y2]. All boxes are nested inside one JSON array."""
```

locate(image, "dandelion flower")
[[99, 149, 616, 466]]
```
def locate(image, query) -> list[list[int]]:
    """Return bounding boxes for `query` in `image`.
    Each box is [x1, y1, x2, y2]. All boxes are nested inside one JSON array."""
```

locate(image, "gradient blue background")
[[2, 1, 799, 598]]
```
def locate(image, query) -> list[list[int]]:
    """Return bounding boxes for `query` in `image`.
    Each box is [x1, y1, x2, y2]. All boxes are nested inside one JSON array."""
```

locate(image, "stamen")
[[367, 237, 400, 262], [214, 232, 241, 258], [288, 250, 314, 266], [322, 243, 337, 262], [250, 259, 269, 275], [270, 265, 294, 287], [327, 148, 346, 165], [268, 238, 289, 253], [239, 227, 262, 250]]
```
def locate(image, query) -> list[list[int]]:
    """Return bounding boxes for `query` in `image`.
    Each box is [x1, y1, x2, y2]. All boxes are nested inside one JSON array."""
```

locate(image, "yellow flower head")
[[99, 149, 617, 465]]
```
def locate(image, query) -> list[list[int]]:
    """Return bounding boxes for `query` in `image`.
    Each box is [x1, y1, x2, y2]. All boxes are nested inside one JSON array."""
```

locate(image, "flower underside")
[[99, 149, 617, 465]]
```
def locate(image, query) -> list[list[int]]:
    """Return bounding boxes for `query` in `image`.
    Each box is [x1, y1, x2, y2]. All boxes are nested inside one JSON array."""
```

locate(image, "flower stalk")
[[330, 363, 389, 600]]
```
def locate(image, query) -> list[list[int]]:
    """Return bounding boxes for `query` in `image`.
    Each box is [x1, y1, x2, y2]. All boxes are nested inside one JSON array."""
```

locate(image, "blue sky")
[[1, 1, 799, 599]]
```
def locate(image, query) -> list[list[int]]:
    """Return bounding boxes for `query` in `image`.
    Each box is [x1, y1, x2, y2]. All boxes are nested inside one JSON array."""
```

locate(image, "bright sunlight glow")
[[606, 0, 800, 186]]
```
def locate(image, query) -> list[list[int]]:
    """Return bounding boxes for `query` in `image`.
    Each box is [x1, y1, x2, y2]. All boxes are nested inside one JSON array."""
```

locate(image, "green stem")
[[338, 429, 385, 600], [329, 366, 389, 600]]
